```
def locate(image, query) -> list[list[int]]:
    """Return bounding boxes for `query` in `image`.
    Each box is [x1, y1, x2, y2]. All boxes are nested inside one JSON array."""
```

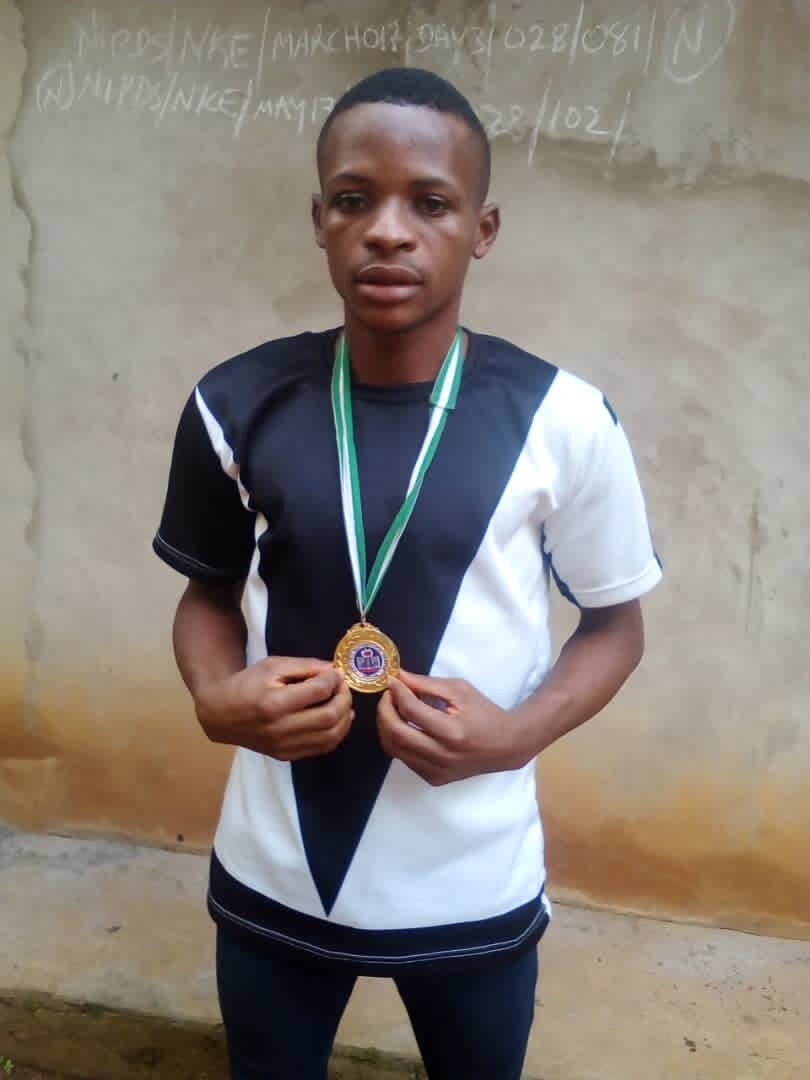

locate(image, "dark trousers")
[[216, 927, 538, 1080]]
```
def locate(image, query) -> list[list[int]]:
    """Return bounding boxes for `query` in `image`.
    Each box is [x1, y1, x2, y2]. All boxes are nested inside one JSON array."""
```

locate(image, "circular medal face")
[[334, 623, 401, 694]]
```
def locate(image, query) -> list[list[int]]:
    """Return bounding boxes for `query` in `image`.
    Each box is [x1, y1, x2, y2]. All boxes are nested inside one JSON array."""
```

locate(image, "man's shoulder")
[[473, 329, 557, 383], [472, 330, 606, 418], [196, 328, 334, 403]]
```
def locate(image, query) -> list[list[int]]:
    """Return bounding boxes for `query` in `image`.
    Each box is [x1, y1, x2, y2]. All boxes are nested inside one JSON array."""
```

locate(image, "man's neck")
[[343, 310, 463, 386]]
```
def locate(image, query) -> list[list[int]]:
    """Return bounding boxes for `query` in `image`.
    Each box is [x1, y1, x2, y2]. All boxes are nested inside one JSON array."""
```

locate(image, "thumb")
[[396, 669, 458, 710]]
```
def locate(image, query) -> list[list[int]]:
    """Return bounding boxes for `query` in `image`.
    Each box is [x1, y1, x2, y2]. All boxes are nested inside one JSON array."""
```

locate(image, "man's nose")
[[364, 199, 415, 250]]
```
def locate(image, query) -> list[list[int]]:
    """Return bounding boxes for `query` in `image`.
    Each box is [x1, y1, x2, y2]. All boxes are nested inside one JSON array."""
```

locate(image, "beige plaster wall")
[[1, 0, 809, 938], [0, 0, 37, 824]]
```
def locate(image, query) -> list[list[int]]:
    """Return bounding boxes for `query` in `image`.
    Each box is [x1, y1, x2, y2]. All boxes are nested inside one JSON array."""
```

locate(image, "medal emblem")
[[334, 623, 400, 694]]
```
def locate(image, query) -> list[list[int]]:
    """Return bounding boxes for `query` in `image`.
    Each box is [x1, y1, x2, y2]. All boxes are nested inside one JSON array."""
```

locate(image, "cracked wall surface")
[[0, 0, 809, 938], [0, 0, 40, 823]]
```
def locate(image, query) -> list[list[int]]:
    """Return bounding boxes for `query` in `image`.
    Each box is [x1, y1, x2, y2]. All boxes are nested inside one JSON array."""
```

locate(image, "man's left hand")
[[376, 670, 532, 786]]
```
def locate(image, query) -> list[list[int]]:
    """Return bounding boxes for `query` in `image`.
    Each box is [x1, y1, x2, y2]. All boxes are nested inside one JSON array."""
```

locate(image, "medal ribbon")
[[331, 328, 464, 622]]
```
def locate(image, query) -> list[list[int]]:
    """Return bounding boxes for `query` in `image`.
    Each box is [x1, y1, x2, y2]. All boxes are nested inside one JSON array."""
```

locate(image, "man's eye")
[[419, 195, 449, 216], [333, 193, 368, 212]]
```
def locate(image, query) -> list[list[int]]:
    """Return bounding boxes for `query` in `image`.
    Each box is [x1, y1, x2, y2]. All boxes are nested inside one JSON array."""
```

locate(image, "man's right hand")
[[193, 657, 354, 761]]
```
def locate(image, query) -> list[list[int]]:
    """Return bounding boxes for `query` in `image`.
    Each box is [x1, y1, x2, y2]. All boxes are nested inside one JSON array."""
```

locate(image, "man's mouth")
[[355, 265, 422, 285], [354, 265, 423, 304]]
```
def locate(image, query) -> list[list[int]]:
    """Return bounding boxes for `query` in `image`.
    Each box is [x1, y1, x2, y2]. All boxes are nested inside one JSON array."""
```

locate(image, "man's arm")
[[512, 598, 644, 755], [173, 580, 249, 696], [376, 599, 644, 786], [173, 580, 354, 761]]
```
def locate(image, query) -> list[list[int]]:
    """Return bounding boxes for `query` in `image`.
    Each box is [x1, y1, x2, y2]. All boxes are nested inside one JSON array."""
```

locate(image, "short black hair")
[[317, 67, 491, 202]]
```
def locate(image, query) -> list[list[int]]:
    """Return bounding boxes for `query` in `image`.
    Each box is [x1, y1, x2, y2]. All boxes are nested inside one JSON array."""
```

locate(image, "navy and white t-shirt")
[[154, 328, 661, 974]]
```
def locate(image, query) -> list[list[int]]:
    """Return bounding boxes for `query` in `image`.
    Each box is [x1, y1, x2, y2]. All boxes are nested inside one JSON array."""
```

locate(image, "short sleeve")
[[153, 386, 256, 582], [542, 389, 661, 609]]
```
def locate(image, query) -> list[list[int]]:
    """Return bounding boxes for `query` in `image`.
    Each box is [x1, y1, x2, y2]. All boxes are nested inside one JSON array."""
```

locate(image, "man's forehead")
[[321, 103, 475, 162]]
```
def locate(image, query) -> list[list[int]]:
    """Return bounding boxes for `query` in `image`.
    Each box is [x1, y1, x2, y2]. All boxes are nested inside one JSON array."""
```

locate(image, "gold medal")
[[334, 622, 400, 694]]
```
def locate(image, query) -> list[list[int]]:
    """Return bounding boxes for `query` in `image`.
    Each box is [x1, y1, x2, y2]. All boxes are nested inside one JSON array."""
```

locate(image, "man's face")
[[313, 103, 499, 335]]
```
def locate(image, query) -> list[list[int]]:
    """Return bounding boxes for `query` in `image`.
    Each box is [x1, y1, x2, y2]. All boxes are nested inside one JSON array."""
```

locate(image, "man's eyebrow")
[[410, 175, 456, 189], [325, 171, 458, 189], [326, 171, 374, 185]]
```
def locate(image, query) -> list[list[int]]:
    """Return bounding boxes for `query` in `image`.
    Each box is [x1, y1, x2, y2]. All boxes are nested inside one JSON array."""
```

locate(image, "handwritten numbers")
[[608, 22, 629, 57], [504, 25, 526, 50], [525, 84, 625, 166], [529, 25, 546, 52], [35, 4, 736, 165], [581, 25, 607, 54], [551, 24, 571, 54]]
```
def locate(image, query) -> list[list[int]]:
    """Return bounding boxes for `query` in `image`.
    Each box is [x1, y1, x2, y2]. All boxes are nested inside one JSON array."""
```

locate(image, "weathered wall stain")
[[540, 759, 810, 940], [3, 675, 809, 941], [1, 0, 36, 829], [0, 679, 231, 845]]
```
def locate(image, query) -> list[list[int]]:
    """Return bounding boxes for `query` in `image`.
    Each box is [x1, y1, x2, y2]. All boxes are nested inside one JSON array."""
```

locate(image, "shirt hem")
[[573, 560, 663, 609], [207, 852, 550, 976], [152, 532, 247, 583]]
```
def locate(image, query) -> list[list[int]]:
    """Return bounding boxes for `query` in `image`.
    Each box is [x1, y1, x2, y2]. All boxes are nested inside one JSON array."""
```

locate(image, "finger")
[[264, 733, 344, 761], [331, 680, 354, 711], [331, 701, 354, 741], [260, 656, 336, 684], [378, 691, 448, 762], [313, 681, 354, 728], [278, 710, 354, 759], [258, 706, 354, 760], [396, 669, 462, 712], [377, 718, 447, 785], [376, 690, 401, 756], [266, 668, 343, 715], [403, 759, 448, 786], [387, 678, 460, 740], [278, 695, 355, 737]]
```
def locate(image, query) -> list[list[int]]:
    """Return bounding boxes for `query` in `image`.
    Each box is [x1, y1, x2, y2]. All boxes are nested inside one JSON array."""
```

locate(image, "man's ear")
[[473, 203, 500, 260], [312, 194, 325, 248]]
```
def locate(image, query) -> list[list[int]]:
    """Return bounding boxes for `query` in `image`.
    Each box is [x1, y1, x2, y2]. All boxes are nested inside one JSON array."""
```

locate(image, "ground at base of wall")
[[3, 1070, 83, 1080], [0, 994, 431, 1080], [3, 830, 810, 1079], [2, 1070, 67, 1080]]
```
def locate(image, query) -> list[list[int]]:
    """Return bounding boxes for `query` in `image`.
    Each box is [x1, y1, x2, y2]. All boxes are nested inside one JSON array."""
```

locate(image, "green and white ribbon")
[[331, 328, 464, 621]]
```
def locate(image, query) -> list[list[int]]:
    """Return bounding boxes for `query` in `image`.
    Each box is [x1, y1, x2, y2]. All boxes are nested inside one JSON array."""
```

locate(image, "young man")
[[154, 68, 661, 1080]]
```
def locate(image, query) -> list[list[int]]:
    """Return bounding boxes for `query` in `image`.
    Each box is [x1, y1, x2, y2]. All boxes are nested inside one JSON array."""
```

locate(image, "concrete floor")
[[1, 828, 808, 1079]]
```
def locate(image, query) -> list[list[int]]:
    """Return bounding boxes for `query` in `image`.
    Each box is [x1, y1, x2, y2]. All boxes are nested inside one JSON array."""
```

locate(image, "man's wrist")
[[189, 668, 237, 721], [510, 684, 575, 761]]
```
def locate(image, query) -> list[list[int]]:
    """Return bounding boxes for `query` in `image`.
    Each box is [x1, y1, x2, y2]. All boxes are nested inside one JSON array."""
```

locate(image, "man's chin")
[[348, 304, 427, 335]]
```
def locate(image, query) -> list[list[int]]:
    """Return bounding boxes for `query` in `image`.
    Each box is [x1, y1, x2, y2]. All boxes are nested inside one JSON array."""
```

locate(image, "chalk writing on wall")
[[34, 2, 738, 165], [34, 64, 636, 164]]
